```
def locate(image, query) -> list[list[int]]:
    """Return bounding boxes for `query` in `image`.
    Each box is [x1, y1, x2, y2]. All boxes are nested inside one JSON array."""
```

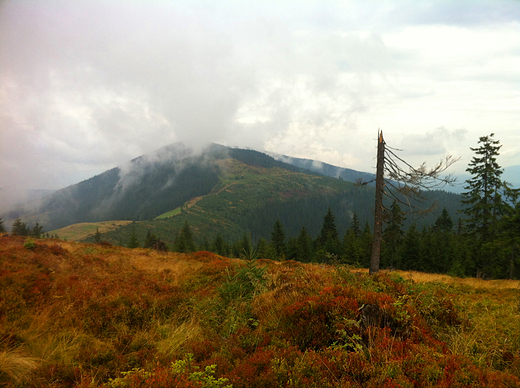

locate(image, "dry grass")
[[0, 349, 39, 384], [155, 318, 203, 357]]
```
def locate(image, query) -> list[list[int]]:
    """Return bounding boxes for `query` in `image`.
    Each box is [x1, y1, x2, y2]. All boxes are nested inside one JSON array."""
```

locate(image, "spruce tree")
[[319, 208, 341, 258], [433, 208, 453, 233], [30, 223, 43, 239], [94, 227, 102, 243], [461, 134, 513, 277], [144, 230, 158, 248], [175, 221, 196, 253], [461, 133, 506, 243], [271, 219, 286, 259], [296, 227, 313, 262], [350, 213, 361, 238], [127, 223, 139, 248], [11, 218, 28, 236], [381, 201, 405, 269], [212, 234, 227, 256]]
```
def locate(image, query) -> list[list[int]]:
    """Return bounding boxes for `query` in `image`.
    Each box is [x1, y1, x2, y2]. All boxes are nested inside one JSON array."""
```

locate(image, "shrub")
[[23, 238, 36, 250]]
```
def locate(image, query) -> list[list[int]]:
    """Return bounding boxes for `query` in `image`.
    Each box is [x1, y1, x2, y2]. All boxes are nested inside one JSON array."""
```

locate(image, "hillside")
[[83, 157, 376, 247], [8, 143, 463, 248], [1, 235, 519, 387]]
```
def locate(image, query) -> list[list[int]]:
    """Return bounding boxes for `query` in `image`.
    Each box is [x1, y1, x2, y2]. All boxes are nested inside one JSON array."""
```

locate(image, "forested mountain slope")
[[7, 143, 463, 247]]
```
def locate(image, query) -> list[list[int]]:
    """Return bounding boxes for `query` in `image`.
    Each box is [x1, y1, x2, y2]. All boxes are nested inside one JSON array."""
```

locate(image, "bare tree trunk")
[[370, 130, 385, 275]]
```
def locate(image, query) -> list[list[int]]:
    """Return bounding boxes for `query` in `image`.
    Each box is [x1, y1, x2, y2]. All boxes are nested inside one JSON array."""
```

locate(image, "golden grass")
[[0, 349, 39, 384], [155, 318, 203, 357], [48, 220, 133, 241], [395, 270, 520, 289]]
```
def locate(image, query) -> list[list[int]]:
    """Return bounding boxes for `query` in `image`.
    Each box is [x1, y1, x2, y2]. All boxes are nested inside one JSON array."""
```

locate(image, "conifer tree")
[[255, 238, 268, 259], [212, 234, 227, 256], [0, 218, 6, 233], [433, 208, 454, 233], [271, 219, 286, 259], [319, 208, 341, 257], [461, 134, 515, 277], [144, 230, 158, 248], [461, 134, 506, 242], [175, 220, 196, 253], [381, 201, 405, 268], [29, 223, 43, 239], [127, 223, 139, 248], [350, 213, 361, 238], [94, 227, 102, 243], [296, 227, 313, 262], [11, 218, 28, 236]]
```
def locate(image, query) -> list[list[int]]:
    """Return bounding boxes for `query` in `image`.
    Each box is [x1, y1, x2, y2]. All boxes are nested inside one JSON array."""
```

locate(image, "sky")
[[1, 0, 520, 206]]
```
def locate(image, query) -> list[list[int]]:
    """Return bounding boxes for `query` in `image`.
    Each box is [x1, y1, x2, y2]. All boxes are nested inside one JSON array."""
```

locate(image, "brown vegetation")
[[1, 235, 519, 387]]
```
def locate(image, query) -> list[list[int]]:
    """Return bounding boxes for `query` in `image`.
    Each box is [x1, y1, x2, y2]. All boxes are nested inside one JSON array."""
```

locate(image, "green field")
[[155, 207, 182, 219]]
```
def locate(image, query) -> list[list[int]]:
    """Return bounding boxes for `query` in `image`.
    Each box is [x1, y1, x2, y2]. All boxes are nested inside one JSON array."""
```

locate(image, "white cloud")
[[0, 0, 519, 207]]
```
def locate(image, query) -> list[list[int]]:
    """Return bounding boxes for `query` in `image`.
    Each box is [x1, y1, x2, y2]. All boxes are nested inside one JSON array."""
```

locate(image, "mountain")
[[503, 165, 520, 189], [7, 143, 463, 246], [267, 152, 376, 184]]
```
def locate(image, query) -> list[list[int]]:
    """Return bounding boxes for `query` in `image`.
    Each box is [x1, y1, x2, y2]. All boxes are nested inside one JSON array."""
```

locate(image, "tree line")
[[5, 133, 519, 279]]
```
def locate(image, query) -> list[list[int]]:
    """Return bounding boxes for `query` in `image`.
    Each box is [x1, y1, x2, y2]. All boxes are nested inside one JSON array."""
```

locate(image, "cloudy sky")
[[1, 0, 519, 202]]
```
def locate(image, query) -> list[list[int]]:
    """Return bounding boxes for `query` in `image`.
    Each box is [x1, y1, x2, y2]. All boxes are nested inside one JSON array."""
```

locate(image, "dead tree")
[[369, 130, 459, 275]]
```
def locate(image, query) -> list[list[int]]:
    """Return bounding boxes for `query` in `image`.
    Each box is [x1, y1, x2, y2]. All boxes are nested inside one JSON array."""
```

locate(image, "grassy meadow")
[[1, 235, 519, 387]]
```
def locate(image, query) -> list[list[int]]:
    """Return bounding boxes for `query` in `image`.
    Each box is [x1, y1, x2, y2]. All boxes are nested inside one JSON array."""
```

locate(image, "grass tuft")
[[0, 349, 39, 384]]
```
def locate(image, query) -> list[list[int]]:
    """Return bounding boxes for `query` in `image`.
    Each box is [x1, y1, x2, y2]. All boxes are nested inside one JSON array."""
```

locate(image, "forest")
[[4, 134, 519, 280]]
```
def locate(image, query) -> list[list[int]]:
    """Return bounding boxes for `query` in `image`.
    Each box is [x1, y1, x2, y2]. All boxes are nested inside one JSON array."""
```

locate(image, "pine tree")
[[401, 224, 421, 271], [212, 234, 227, 256], [11, 218, 28, 236], [350, 213, 361, 238], [461, 133, 514, 277], [0, 218, 5, 233], [144, 230, 158, 248], [319, 208, 341, 258], [271, 219, 286, 259], [127, 223, 139, 248], [461, 133, 506, 243], [30, 223, 44, 239], [433, 208, 453, 233], [296, 227, 314, 262], [175, 221, 196, 253], [255, 238, 268, 259], [342, 229, 361, 266], [94, 227, 102, 243], [381, 201, 405, 268]]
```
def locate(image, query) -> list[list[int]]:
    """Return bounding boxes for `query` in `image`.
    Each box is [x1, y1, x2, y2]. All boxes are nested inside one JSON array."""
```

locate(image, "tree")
[[368, 130, 458, 274], [433, 208, 453, 233], [30, 223, 44, 239], [11, 218, 28, 236], [318, 208, 341, 257], [381, 201, 405, 269], [174, 221, 196, 253], [94, 227, 102, 243], [350, 213, 361, 238], [460, 134, 518, 278], [212, 234, 227, 256], [127, 223, 139, 248], [271, 219, 286, 259], [296, 227, 314, 262], [0, 218, 5, 233], [461, 133, 506, 243], [144, 230, 158, 248]]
